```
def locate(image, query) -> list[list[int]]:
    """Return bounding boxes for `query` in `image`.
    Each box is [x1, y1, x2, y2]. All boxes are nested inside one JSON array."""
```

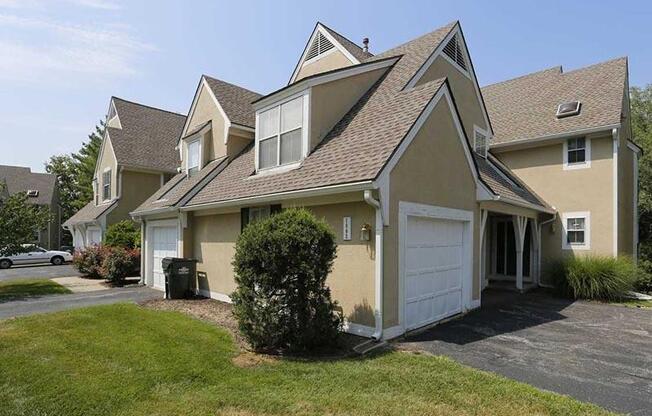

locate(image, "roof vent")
[[362, 37, 369, 53], [26, 190, 39, 197], [306, 31, 335, 61], [556, 101, 581, 118], [442, 34, 468, 71]]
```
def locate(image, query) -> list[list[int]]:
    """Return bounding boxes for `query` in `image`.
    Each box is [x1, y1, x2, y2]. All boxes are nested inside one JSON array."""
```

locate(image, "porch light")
[[360, 223, 371, 241]]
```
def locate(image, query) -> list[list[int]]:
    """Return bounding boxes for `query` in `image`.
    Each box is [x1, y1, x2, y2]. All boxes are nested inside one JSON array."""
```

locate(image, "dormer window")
[[257, 94, 306, 171], [186, 138, 201, 175], [474, 126, 488, 158]]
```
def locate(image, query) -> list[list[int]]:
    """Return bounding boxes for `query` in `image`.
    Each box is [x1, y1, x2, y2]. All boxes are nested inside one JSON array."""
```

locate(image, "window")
[[102, 170, 111, 201], [258, 96, 304, 170], [187, 139, 201, 175], [249, 206, 270, 223], [562, 212, 590, 250], [474, 126, 488, 157], [564, 137, 590, 170], [240, 205, 282, 231]]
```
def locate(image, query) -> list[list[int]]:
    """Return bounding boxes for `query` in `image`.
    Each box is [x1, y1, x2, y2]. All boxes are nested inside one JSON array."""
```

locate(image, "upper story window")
[[474, 126, 488, 158], [186, 138, 201, 175], [257, 95, 304, 171], [562, 211, 590, 250], [102, 170, 111, 201], [563, 137, 591, 170]]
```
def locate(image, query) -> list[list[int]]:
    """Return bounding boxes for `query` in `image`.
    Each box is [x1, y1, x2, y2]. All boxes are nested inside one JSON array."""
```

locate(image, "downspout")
[[537, 212, 557, 287], [364, 190, 383, 341]]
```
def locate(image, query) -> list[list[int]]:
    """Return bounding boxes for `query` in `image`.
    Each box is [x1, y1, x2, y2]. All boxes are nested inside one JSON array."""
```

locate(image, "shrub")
[[231, 208, 341, 352], [101, 248, 140, 285], [104, 220, 140, 249], [72, 245, 107, 278], [546, 255, 639, 300], [634, 259, 652, 294]]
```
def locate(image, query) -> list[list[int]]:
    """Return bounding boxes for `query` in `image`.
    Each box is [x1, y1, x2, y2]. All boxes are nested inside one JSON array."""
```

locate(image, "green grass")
[[0, 279, 71, 301], [0, 304, 613, 416], [610, 299, 652, 308]]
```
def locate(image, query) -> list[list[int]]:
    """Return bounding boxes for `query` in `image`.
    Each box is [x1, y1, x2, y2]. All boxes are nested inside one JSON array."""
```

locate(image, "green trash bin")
[[162, 257, 197, 299]]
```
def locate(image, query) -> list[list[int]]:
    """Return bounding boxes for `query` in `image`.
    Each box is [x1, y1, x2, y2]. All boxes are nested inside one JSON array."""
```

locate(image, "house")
[[63, 97, 186, 248], [131, 21, 637, 340], [0, 165, 61, 249]]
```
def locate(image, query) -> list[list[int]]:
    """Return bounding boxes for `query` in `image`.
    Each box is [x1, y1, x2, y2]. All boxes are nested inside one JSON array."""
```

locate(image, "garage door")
[[149, 226, 177, 290], [404, 216, 465, 330]]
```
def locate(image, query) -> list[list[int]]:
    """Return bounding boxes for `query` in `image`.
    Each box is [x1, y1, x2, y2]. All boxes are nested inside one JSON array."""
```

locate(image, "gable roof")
[[62, 200, 117, 227], [107, 97, 186, 173], [203, 76, 262, 128], [482, 58, 627, 145], [318, 22, 373, 62], [0, 165, 56, 206]]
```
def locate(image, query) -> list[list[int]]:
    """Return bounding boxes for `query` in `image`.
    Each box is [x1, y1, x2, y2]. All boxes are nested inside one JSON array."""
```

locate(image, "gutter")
[[363, 190, 384, 341], [491, 123, 621, 150]]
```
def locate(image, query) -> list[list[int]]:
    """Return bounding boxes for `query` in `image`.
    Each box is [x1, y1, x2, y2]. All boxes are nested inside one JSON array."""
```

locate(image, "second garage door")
[[404, 216, 465, 331], [149, 225, 178, 290]]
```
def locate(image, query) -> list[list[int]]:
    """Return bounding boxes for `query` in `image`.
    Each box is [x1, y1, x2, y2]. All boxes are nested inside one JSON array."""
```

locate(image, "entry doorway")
[[490, 217, 532, 282]]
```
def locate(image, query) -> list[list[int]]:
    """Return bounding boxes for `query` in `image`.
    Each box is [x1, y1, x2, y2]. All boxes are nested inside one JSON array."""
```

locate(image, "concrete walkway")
[[0, 286, 162, 319], [52, 276, 107, 293]]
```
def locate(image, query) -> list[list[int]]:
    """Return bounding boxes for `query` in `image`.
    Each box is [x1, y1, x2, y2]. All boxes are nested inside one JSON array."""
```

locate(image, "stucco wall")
[[191, 200, 377, 327], [495, 134, 615, 262], [107, 170, 162, 225], [384, 98, 479, 328], [185, 83, 227, 163], [295, 49, 353, 81]]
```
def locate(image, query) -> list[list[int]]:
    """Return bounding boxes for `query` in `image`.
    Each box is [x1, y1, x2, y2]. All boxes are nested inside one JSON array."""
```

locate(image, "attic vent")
[[442, 34, 468, 71], [305, 31, 335, 61], [556, 101, 581, 118], [26, 190, 39, 197], [108, 102, 117, 120]]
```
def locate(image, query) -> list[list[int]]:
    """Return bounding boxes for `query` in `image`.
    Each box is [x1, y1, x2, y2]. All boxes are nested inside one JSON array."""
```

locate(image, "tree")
[[45, 154, 79, 222], [0, 185, 52, 256], [72, 122, 104, 208], [631, 85, 652, 261], [104, 220, 140, 249]]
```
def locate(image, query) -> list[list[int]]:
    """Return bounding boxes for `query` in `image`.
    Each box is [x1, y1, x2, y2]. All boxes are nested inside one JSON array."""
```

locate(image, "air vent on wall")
[[26, 190, 39, 197], [556, 101, 581, 118], [442, 34, 468, 71], [305, 31, 335, 61]]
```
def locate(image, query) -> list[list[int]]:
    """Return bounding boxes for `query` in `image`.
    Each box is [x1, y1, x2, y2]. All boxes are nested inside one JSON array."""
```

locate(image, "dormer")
[[254, 56, 399, 175], [178, 76, 261, 174], [289, 23, 372, 84]]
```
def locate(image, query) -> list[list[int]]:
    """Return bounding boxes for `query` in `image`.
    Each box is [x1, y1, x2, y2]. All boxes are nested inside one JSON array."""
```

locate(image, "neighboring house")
[[0, 165, 61, 249], [481, 59, 640, 288], [63, 97, 186, 248]]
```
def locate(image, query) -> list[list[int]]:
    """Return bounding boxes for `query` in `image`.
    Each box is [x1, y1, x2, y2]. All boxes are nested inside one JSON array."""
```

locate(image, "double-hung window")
[[562, 212, 590, 250], [564, 137, 590, 169], [258, 96, 303, 170], [102, 170, 111, 201], [187, 139, 200, 175]]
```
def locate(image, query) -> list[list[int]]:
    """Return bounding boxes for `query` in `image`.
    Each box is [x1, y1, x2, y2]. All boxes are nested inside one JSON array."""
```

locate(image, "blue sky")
[[1, 0, 651, 172]]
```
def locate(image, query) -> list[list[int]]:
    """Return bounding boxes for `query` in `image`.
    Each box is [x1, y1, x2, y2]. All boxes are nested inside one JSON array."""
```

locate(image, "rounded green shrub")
[[104, 220, 140, 249], [231, 208, 341, 352], [547, 255, 639, 300]]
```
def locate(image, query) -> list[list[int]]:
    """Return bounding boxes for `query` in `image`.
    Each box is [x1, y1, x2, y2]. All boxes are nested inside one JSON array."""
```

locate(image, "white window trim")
[[102, 167, 111, 201], [473, 125, 489, 158], [562, 211, 591, 250], [255, 89, 310, 174], [185, 136, 202, 174], [563, 137, 591, 170]]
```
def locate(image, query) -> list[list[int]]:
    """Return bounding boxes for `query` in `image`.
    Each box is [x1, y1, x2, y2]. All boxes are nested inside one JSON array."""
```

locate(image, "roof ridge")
[[559, 56, 628, 76], [375, 20, 458, 59], [482, 66, 562, 89], [111, 96, 187, 118], [202, 75, 263, 97]]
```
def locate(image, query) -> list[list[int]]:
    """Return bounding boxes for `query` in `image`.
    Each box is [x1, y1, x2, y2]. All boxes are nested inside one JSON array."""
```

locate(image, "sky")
[[1, 0, 651, 173]]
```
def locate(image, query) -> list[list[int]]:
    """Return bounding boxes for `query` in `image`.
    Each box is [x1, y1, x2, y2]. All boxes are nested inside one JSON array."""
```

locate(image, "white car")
[[0, 245, 73, 269]]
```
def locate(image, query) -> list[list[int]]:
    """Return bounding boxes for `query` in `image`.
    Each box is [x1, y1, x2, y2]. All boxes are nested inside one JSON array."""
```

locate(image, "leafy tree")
[[72, 121, 104, 208], [104, 220, 141, 249], [631, 85, 652, 262], [0, 185, 52, 256]]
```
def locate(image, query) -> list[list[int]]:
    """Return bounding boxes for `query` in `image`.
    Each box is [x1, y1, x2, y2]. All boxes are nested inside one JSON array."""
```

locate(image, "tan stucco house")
[[63, 97, 186, 248], [131, 21, 638, 340]]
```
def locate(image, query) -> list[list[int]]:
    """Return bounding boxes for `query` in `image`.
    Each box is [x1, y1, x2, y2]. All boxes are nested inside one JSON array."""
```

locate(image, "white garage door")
[[149, 226, 177, 290], [404, 216, 465, 330]]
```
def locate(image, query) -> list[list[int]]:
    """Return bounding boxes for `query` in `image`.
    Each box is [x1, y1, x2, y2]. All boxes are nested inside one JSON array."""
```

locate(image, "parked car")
[[59, 245, 74, 254], [0, 245, 73, 269]]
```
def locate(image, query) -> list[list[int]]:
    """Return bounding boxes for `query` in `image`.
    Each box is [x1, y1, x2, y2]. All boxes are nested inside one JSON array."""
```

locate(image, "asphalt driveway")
[[0, 263, 80, 281], [400, 290, 652, 415]]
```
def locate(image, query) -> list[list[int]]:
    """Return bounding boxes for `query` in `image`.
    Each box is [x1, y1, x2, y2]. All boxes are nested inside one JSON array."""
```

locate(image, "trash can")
[[162, 257, 197, 299]]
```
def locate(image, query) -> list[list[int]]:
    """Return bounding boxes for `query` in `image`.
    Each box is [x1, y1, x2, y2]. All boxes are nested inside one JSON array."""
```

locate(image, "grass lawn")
[[0, 304, 613, 416], [0, 278, 71, 301], [610, 299, 652, 308]]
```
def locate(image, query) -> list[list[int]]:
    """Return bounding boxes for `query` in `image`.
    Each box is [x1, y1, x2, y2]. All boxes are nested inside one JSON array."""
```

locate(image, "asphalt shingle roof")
[[62, 200, 117, 227], [203, 77, 262, 128], [481, 58, 627, 144], [0, 165, 56, 206], [108, 97, 186, 173], [319, 22, 374, 62], [185, 22, 458, 207]]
